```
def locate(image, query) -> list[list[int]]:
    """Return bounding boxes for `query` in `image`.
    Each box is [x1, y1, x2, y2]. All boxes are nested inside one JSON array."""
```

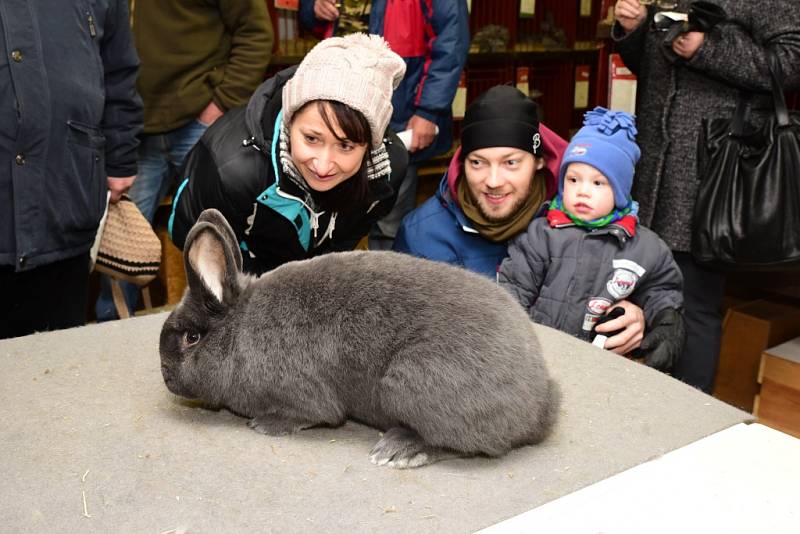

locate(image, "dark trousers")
[[368, 165, 419, 250], [672, 251, 727, 394], [0, 252, 90, 339]]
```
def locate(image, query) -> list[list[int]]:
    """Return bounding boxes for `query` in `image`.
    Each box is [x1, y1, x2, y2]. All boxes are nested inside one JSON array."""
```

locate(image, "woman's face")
[[289, 102, 369, 192], [463, 147, 544, 222]]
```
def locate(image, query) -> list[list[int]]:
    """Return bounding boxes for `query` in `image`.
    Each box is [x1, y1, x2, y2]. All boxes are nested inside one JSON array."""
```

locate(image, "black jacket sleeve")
[[101, 0, 143, 177], [170, 108, 264, 250]]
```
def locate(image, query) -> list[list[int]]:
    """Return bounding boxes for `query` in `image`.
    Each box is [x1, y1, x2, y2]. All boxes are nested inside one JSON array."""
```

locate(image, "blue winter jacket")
[[394, 127, 567, 279], [299, 0, 469, 163], [0, 0, 142, 272], [394, 171, 508, 278]]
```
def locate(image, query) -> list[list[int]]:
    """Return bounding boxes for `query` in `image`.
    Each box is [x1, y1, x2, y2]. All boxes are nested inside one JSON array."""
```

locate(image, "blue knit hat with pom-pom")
[[558, 107, 641, 209]]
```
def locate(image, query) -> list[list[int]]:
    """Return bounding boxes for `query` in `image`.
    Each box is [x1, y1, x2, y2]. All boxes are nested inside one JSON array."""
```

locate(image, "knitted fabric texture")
[[282, 33, 406, 148], [559, 107, 641, 209], [94, 196, 162, 286], [549, 194, 639, 230], [460, 85, 542, 158]]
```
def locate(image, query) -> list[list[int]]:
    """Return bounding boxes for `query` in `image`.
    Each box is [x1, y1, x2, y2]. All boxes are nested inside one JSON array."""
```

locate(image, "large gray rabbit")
[[159, 209, 559, 468]]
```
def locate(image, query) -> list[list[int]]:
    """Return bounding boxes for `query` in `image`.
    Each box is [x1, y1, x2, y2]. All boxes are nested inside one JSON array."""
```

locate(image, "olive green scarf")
[[457, 171, 547, 242]]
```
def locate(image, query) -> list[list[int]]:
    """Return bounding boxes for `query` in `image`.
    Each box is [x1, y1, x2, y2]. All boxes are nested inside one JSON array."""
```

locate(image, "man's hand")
[[314, 0, 339, 21], [107, 176, 136, 204], [672, 31, 704, 59], [596, 300, 645, 355], [614, 0, 647, 34], [637, 308, 685, 370], [198, 101, 224, 127], [406, 115, 438, 153]]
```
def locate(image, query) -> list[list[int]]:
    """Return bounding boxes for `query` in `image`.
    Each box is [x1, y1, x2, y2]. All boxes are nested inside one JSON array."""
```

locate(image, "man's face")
[[463, 147, 544, 222]]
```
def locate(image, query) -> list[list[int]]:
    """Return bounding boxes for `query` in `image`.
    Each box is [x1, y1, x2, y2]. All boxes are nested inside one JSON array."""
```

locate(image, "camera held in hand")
[[654, 1, 727, 48]]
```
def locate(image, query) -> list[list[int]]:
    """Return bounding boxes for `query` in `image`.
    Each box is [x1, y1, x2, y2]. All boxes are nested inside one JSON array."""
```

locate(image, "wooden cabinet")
[[755, 338, 800, 438], [714, 299, 800, 412]]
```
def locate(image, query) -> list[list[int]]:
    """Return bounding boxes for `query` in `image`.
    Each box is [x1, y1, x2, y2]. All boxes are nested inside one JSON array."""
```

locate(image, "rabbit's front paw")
[[369, 427, 451, 469], [247, 415, 309, 436]]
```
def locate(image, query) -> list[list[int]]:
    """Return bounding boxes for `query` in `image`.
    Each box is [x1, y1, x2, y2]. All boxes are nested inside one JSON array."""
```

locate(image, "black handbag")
[[692, 50, 800, 270]]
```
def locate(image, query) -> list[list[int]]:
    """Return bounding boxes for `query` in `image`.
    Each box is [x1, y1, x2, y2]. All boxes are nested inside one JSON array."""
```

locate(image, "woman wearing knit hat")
[[395, 87, 647, 355], [499, 107, 685, 371], [168, 33, 409, 274]]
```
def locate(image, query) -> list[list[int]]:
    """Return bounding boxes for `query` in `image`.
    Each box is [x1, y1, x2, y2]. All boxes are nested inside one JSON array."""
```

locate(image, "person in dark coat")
[[613, 0, 800, 392], [0, 0, 143, 339], [95, 0, 274, 321], [169, 34, 409, 275]]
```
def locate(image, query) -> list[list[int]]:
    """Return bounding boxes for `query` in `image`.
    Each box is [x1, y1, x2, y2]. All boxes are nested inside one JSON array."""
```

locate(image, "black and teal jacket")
[[169, 66, 408, 275]]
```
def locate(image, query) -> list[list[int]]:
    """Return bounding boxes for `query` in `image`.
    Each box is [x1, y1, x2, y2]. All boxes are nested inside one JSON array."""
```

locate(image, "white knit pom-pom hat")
[[282, 33, 406, 148]]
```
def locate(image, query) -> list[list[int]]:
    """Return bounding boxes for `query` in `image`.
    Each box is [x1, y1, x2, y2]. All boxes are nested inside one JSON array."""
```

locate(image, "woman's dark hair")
[[293, 100, 374, 214]]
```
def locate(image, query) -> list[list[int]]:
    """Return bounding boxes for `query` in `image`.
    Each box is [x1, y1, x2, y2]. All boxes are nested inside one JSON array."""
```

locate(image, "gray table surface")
[[0, 313, 749, 533]]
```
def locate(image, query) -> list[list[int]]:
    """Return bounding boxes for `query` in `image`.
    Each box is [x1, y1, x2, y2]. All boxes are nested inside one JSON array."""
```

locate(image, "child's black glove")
[[590, 306, 626, 348], [636, 308, 685, 371]]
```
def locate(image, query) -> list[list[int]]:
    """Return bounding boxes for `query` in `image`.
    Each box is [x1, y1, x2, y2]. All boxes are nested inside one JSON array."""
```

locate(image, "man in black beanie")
[[394, 85, 647, 356]]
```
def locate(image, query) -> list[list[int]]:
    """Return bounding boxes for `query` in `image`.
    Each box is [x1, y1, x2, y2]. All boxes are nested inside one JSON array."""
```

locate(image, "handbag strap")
[[730, 93, 751, 136], [730, 49, 789, 135], [766, 49, 790, 126]]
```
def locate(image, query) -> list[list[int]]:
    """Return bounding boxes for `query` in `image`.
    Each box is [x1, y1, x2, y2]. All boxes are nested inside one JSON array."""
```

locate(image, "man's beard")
[[467, 180, 535, 223]]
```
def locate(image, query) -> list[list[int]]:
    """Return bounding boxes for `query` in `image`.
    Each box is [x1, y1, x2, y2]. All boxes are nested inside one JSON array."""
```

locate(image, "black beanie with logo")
[[459, 85, 542, 159]]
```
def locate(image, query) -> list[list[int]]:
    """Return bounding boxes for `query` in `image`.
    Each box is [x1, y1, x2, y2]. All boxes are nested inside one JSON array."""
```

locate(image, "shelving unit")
[[267, 0, 611, 141]]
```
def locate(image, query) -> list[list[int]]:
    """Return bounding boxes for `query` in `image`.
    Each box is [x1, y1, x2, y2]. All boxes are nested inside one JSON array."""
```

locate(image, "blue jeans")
[[95, 120, 208, 321]]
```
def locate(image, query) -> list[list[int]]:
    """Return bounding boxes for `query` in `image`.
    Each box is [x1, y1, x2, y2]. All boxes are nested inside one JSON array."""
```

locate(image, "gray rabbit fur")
[[160, 209, 559, 468]]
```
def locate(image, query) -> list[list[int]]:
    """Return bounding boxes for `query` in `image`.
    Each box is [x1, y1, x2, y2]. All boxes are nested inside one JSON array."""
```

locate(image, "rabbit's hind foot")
[[369, 426, 456, 469], [247, 415, 313, 436]]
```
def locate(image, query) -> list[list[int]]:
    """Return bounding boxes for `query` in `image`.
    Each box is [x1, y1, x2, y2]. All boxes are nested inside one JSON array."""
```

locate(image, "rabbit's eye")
[[184, 331, 201, 346]]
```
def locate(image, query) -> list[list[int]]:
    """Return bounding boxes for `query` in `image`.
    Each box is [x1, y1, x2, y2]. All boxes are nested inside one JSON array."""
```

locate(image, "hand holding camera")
[[651, 2, 727, 59]]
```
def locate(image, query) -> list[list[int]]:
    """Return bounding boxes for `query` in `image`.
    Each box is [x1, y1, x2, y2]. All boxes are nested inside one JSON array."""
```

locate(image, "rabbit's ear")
[[196, 209, 243, 272], [183, 219, 241, 306]]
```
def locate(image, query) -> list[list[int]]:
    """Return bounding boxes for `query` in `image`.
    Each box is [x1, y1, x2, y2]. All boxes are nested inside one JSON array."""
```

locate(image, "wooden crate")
[[155, 225, 186, 306], [714, 299, 800, 412], [755, 338, 800, 438]]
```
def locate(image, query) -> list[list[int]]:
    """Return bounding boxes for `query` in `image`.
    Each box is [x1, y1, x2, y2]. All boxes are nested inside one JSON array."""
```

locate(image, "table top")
[[0, 313, 749, 533], [764, 336, 800, 364], [481, 423, 800, 534]]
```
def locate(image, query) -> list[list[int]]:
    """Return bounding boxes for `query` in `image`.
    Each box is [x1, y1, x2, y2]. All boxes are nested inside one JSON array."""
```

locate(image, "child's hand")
[[596, 300, 645, 355], [637, 308, 685, 370]]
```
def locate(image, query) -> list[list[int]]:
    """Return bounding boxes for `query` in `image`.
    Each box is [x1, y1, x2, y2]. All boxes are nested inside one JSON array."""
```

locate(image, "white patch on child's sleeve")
[[612, 258, 646, 277], [607, 268, 639, 300], [582, 313, 600, 332], [587, 297, 613, 315]]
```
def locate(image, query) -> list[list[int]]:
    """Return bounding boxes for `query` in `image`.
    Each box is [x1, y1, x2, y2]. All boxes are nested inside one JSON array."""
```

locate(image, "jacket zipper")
[[87, 12, 97, 37]]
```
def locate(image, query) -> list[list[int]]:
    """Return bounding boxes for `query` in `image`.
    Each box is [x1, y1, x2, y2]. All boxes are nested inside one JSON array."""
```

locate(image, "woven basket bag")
[[92, 195, 162, 318]]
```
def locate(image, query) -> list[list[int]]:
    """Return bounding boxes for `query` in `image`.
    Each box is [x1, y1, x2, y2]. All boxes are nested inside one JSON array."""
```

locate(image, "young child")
[[498, 107, 684, 370]]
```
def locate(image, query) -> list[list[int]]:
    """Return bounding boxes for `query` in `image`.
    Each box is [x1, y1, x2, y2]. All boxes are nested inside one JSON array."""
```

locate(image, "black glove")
[[688, 2, 727, 33], [590, 306, 626, 347], [636, 308, 685, 371]]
